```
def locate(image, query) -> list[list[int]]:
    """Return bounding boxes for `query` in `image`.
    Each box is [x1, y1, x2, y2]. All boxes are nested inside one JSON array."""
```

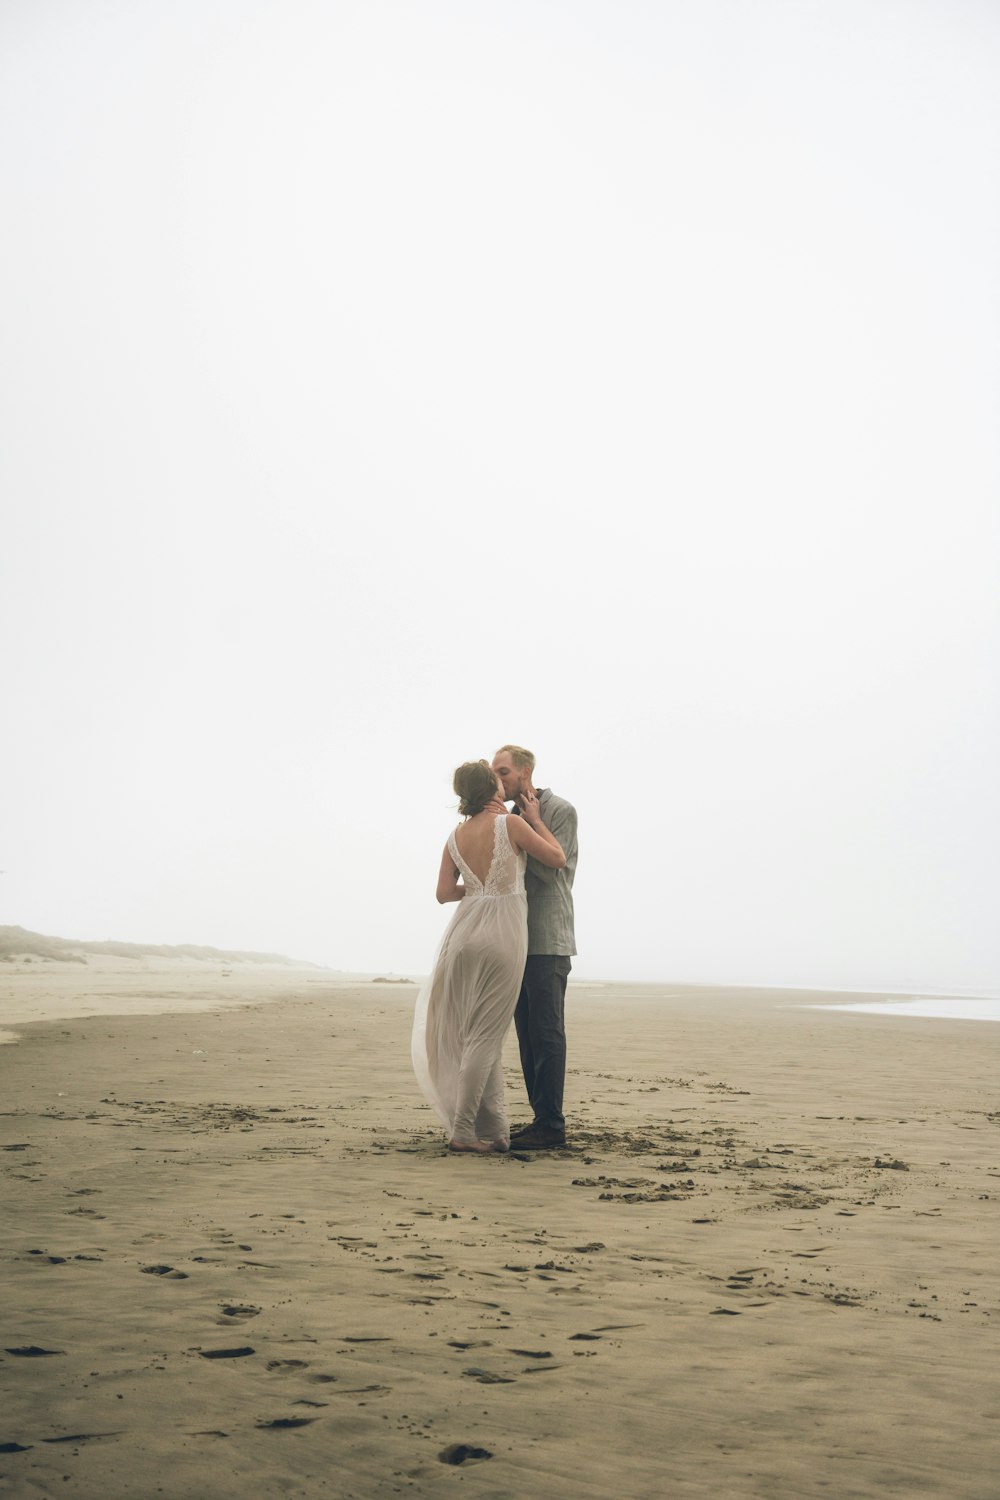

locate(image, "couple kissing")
[[411, 745, 578, 1154]]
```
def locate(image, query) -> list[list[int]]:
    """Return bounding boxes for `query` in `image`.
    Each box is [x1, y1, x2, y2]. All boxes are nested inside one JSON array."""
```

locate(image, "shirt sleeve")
[[526, 799, 577, 885]]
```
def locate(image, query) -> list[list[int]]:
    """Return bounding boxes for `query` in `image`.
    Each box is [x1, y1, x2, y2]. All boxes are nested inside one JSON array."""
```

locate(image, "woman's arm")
[[520, 798, 576, 885], [436, 842, 465, 903], [506, 811, 566, 869]]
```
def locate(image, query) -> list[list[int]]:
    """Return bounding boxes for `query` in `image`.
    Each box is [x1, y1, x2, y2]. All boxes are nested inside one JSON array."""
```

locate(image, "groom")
[[492, 745, 578, 1150]]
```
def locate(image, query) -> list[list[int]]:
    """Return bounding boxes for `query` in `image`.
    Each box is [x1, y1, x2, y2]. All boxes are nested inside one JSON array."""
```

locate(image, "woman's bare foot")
[[448, 1138, 495, 1154]]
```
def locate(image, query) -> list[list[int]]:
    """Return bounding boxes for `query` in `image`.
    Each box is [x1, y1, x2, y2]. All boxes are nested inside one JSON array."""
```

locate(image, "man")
[[491, 745, 578, 1150]]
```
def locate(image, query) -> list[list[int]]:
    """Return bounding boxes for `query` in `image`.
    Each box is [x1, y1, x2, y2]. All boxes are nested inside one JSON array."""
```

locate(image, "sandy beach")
[[2, 962, 998, 1499]]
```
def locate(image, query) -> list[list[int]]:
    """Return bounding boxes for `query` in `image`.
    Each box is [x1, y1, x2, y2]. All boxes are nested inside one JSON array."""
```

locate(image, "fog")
[[3, 1, 998, 992]]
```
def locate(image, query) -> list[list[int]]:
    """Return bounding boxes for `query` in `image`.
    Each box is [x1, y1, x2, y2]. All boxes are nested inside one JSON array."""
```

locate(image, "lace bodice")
[[448, 815, 526, 899]]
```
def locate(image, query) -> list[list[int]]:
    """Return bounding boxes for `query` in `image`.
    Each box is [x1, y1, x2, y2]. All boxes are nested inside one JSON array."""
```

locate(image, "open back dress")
[[411, 814, 527, 1144]]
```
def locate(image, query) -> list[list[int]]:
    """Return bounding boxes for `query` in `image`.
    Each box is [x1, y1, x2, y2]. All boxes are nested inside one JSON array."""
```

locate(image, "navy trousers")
[[513, 954, 572, 1132]]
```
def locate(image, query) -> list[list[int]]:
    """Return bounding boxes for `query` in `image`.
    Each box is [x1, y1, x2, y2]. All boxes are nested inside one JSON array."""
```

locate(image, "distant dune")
[[0, 924, 311, 967]]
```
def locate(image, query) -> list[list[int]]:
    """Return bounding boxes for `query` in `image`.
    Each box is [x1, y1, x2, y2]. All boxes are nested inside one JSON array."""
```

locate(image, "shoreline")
[[0, 959, 414, 1045], [2, 958, 997, 1046]]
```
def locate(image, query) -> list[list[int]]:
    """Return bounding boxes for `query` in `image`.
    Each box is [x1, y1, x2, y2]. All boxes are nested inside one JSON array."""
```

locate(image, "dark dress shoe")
[[509, 1122, 537, 1138], [511, 1125, 567, 1150]]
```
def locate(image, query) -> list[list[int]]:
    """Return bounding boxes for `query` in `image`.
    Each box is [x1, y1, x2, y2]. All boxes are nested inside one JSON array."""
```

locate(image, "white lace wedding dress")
[[412, 814, 527, 1145]]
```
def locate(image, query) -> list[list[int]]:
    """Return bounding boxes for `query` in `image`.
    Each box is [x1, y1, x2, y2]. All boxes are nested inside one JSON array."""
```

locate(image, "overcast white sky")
[[2, 0, 998, 992]]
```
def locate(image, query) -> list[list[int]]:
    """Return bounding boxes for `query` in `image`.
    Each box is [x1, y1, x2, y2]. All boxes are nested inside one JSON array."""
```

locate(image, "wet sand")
[[1, 965, 998, 1498]]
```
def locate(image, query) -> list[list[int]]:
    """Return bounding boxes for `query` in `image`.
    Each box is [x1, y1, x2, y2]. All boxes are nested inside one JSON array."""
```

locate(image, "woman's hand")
[[517, 787, 542, 826]]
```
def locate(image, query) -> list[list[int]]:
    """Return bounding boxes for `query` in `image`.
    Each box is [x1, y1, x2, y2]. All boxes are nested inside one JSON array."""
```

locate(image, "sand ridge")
[[1, 976, 998, 1498]]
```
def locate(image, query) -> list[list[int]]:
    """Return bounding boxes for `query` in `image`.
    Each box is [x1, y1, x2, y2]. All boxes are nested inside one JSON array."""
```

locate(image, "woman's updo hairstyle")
[[454, 760, 501, 818]]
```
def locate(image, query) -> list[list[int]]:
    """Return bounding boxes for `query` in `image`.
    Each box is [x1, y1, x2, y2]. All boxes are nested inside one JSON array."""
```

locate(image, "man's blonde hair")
[[495, 744, 535, 773]]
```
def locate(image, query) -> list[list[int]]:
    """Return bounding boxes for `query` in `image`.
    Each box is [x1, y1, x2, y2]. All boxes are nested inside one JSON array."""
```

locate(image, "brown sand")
[[1, 966, 998, 1498]]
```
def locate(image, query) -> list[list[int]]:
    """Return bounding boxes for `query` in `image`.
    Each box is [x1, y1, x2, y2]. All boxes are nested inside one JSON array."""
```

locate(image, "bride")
[[411, 759, 566, 1153]]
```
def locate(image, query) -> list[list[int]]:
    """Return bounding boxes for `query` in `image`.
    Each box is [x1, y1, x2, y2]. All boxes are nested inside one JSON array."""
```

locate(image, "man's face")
[[492, 752, 531, 802]]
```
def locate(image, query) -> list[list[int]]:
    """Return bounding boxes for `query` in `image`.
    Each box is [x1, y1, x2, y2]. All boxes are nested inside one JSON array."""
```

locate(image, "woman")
[[411, 759, 566, 1153]]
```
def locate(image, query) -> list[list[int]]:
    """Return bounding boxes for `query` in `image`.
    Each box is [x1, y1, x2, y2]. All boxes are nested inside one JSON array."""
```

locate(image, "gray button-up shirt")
[[521, 788, 578, 957]]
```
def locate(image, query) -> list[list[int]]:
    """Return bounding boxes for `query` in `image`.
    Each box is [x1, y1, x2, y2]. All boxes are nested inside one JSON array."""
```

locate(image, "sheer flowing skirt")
[[412, 890, 528, 1144]]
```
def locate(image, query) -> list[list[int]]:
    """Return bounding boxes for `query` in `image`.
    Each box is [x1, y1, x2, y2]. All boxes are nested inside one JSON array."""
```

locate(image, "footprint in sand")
[[5, 1346, 65, 1357], [726, 1272, 760, 1287], [266, 1360, 310, 1372], [255, 1418, 316, 1429], [140, 1265, 189, 1279], [220, 1304, 260, 1321], [40, 1432, 123, 1445], [439, 1444, 492, 1465]]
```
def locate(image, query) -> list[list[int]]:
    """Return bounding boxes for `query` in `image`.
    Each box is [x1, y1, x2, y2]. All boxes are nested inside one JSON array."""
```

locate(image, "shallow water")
[[806, 995, 1000, 1022]]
